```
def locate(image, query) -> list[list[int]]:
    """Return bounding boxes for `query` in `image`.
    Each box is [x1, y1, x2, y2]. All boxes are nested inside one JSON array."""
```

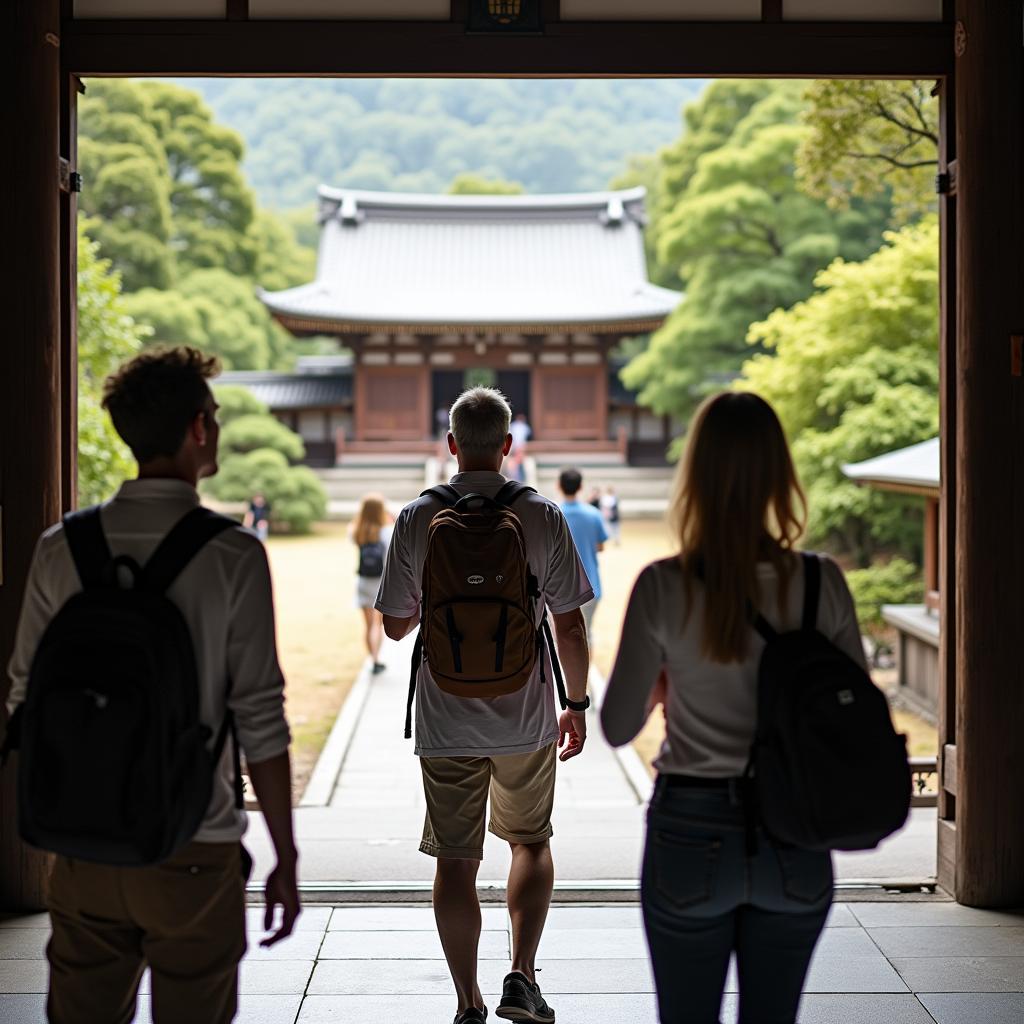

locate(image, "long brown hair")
[[670, 391, 807, 664], [352, 494, 387, 546]]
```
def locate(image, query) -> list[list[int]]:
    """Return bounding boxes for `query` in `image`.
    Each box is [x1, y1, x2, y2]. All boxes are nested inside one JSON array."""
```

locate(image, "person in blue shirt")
[[558, 467, 609, 642]]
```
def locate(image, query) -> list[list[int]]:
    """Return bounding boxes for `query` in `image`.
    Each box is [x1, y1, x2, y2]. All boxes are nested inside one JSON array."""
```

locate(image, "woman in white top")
[[601, 392, 867, 1024], [349, 493, 394, 675]]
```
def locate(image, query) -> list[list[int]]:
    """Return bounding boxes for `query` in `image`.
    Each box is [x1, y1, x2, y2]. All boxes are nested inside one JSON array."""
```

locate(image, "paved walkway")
[[247, 633, 647, 885], [246, 632, 936, 888], [1, 900, 1021, 1022]]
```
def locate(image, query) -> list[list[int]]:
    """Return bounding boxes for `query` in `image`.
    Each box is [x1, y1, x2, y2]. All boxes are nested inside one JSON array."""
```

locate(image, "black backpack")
[[5, 505, 244, 866], [747, 553, 911, 851], [357, 540, 386, 578]]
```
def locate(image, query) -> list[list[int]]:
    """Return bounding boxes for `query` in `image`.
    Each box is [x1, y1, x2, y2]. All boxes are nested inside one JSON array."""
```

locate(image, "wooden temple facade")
[[259, 187, 680, 455]]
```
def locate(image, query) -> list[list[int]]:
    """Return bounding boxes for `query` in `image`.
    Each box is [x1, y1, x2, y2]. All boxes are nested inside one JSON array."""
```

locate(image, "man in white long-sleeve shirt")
[[5, 347, 300, 1024]]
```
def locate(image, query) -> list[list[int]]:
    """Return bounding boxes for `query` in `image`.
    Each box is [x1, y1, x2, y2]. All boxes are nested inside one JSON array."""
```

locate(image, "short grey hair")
[[449, 387, 511, 459]]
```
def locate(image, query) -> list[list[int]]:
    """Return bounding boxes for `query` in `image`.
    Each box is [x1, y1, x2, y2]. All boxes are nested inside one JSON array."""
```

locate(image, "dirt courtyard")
[[267, 518, 936, 798]]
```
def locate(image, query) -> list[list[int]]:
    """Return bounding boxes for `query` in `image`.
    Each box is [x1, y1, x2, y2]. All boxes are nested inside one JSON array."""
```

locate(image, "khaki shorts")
[[419, 743, 557, 860]]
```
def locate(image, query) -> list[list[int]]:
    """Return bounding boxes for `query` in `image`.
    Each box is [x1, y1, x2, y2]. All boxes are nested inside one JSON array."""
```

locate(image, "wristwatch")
[[565, 695, 591, 713]]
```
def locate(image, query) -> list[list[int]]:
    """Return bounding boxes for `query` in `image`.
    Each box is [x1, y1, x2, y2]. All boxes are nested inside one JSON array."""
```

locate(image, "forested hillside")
[[176, 78, 707, 208]]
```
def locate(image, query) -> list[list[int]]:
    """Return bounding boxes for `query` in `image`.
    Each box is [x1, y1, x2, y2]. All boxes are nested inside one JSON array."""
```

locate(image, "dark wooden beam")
[[61, 18, 952, 78], [0, 0, 62, 912], [59, 71, 79, 510], [953, 0, 1024, 908]]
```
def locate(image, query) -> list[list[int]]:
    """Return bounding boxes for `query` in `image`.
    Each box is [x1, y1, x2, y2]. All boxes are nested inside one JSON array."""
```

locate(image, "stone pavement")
[[246, 633, 936, 888], [1, 900, 1022, 1022], [246, 633, 647, 886]]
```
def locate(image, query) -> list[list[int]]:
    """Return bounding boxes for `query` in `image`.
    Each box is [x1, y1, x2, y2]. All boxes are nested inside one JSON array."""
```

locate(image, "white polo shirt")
[[376, 472, 593, 758], [6, 478, 291, 843]]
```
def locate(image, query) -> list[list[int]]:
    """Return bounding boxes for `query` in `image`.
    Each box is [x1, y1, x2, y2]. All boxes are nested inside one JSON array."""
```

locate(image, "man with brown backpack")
[[377, 387, 593, 1024]]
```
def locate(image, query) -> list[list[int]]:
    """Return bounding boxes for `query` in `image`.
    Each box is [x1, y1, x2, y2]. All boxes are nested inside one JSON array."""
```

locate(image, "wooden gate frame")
[[3, 0, 1022, 910]]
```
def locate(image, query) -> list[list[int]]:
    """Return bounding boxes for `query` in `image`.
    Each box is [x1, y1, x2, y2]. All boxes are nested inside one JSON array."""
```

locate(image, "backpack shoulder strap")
[[420, 484, 461, 507], [493, 480, 536, 508], [142, 507, 237, 595], [801, 552, 821, 632], [62, 506, 112, 590]]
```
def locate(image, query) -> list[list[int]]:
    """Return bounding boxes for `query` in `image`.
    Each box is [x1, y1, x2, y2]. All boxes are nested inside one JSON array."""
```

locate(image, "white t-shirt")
[[375, 471, 593, 757], [601, 553, 868, 777], [7, 479, 291, 842]]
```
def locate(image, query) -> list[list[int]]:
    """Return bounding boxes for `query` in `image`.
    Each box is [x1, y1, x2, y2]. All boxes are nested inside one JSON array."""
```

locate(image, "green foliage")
[[76, 225, 148, 505], [206, 384, 326, 533], [741, 218, 940, 562], [214, 383, 268, 423], [80, 80, 259, 289], [622, 81, 892, 422], [845, 557, 924, 640], [122, 269, 293, 370], [250, 209, 317, 291], [173, 78, 708, 209], [205, 449, 327, 534], [797, 80, 938, 224], [220, 414, 305, 463], [447, 173, 524, 195]]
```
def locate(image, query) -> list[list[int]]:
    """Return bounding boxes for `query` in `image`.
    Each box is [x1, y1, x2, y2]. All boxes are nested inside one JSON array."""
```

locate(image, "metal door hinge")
[[58, 159, 82, 194]]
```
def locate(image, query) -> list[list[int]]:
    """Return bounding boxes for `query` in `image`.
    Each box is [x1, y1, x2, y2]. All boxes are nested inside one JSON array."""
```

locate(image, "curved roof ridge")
[[315, 184, 648, 211]]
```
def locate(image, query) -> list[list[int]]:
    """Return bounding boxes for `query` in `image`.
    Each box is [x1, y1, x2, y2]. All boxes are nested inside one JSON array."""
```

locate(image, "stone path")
[[245, 632, 936, 889], [1, 901, 1022, 1022], [247, 633, 647, 886]]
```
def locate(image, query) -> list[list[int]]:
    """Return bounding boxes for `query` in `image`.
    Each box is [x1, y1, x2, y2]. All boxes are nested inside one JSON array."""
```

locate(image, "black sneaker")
[[454, 1007, 487, 1024], [496, 972, 555, 1023], [371, 662, 386, 675]]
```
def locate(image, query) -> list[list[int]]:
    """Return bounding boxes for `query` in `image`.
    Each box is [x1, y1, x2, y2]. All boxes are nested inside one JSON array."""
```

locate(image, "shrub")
[[205, 448, 327, 534], [220, 414, 305, 462], [845, 557, 924, 642]]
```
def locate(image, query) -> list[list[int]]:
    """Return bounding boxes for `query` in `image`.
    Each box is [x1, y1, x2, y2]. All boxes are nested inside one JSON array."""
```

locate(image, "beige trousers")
[[46, 841, 246, 1024]]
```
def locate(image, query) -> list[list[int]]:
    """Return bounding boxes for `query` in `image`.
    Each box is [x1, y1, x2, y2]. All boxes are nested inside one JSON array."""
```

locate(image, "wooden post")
[[0, 0, 62, 911], [953, 0, 1024, 907]]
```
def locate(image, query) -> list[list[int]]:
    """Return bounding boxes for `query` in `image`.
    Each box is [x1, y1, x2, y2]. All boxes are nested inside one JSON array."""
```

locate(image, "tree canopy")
[[175, 78, 707, 209], [205, 386, 327, 533], [621, 81, 892, 424], [740, 218, 940, 563], [77, 225, 148, 506], [797, 80, 938, 223], [79, 79, 313, 370]]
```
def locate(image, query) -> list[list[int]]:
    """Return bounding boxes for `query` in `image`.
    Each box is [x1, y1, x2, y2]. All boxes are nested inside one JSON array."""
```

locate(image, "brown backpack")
[[404, 481, 567, 738]]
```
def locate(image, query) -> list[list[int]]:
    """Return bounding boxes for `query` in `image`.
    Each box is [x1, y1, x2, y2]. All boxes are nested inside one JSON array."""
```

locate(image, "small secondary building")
[[844, 437, 940, 717], [259, 186, 681, 460]]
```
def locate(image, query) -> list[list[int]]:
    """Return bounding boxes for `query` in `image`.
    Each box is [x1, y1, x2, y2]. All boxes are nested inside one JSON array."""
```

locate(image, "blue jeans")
[[641, 778, 832, 1024]]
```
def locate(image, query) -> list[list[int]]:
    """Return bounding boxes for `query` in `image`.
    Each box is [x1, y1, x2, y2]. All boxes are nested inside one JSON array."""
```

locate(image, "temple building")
[[258, 186, 681, 460]]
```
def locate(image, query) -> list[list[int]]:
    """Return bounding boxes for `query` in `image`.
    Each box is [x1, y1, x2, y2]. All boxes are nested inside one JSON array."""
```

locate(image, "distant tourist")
[[350, 492, 394, 675], [243, 491, 272, 541], [5, 347, 299, 1024], [600, 485, 621, 545], [601, 392, 867, 1024], [559, 467, 609, 642], [509, 411, 532, 453], [376, 387, 593, 1024]]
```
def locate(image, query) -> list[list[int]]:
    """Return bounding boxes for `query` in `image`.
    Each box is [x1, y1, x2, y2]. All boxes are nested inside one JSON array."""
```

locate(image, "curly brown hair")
[[102, 346, 221, 464]]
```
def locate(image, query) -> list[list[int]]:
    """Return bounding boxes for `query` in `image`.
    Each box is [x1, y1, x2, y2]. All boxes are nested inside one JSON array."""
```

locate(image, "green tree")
[[797, 80, 938, 223], [122, 269, 293, 370], [447, 173, 524, 195], [622, 82, 890, 423], [740, 218, 940, 562], [76, 226, 149, 505], [205, 385, 327, 533]]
